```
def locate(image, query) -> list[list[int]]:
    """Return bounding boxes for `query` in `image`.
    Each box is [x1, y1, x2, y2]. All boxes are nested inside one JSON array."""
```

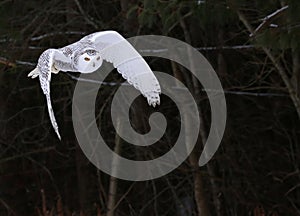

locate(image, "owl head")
[[75, 48, 103, 73]]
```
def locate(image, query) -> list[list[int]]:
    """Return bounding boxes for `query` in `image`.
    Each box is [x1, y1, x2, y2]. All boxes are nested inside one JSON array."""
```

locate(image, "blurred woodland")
[[0, 0, 300, 215]]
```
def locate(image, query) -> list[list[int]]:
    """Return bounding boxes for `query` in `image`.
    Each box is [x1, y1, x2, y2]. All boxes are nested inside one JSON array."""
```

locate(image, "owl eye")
[[86, 49, 97, 56], [84, 57, 90, 61]]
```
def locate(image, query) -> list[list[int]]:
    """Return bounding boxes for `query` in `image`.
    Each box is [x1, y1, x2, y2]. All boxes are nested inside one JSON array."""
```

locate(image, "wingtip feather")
[[28, 68, 39, 79], [56, 131, 61, 140]]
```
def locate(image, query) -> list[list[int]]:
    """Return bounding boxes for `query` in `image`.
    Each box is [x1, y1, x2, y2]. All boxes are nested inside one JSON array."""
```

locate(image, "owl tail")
[[28, 67, 39, 79]]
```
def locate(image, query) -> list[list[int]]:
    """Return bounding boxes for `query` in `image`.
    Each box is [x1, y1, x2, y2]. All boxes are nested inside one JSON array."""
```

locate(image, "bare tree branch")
[[73, 0, 100, 29], [250, 5, 289, 37], [31, 31, 87, 41], [233, 5, 300, 119], [0, 146, 55, 165]]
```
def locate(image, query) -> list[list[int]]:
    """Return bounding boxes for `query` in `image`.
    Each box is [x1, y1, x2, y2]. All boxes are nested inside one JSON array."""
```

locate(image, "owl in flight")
[[28, 31, 161, 140]]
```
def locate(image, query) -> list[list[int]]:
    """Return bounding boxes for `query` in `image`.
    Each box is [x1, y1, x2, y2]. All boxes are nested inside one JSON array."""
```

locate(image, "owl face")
[[75, 48, 103, 73]]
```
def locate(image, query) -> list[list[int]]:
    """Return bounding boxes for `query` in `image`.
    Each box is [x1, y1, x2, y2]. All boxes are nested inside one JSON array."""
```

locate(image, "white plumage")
[[28, 31, 161, 140]]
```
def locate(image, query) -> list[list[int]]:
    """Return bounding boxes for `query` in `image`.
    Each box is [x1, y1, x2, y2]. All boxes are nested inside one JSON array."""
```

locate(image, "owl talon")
[[52, 64, 60, 74]]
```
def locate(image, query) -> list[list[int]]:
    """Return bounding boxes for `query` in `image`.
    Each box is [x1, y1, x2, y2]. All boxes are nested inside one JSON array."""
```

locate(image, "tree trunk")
[[171, 60, 211, 216], [179, 15, 225, 216], [106, 118, 122, 216]]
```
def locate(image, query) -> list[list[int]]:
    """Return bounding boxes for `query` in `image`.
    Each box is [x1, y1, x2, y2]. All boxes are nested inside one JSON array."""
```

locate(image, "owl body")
[[28, 30, 161, 139], [53, 39, 102, 73]]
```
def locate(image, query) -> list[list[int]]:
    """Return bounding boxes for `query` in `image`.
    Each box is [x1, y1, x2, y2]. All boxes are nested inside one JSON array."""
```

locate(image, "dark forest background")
[[0, 0, 300, 215]]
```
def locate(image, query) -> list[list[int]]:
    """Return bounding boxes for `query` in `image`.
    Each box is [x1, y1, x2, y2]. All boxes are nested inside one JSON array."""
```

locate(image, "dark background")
[[0, 0, 300, 215]]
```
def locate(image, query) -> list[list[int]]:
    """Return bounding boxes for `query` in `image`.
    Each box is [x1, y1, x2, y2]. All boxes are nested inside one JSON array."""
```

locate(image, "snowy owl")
[[28, 31, 161, 140]]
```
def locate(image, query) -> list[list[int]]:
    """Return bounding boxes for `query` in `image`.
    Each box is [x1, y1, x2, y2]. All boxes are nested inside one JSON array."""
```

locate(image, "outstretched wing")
[[83, 31, 161, 107], [38, 49, 61, 140]]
